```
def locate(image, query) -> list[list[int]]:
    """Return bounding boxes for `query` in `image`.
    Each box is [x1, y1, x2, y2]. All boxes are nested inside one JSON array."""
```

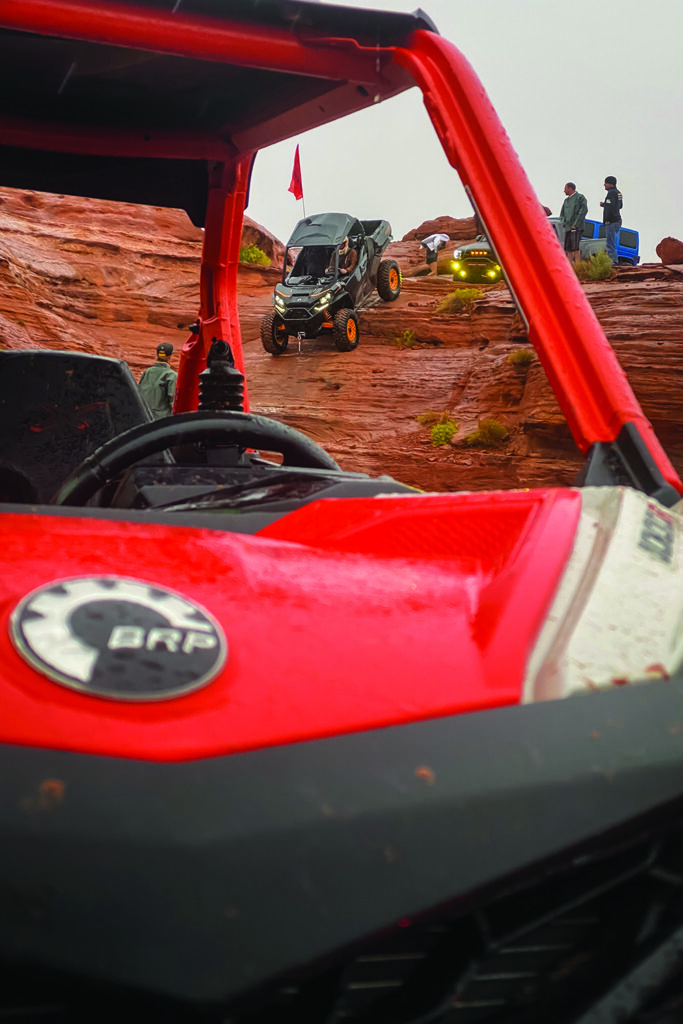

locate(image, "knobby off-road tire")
[[377, 259, 401, 301], [261, 311, 289, 355], [333, 309, 359, 352]]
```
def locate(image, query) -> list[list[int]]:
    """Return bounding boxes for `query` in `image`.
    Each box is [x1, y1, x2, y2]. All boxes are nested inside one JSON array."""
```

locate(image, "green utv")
[[261, 212, 401, 354]]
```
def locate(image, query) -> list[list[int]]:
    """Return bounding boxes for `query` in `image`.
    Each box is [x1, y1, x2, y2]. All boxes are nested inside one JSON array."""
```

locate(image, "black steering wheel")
[[54, 410, 340, 507]]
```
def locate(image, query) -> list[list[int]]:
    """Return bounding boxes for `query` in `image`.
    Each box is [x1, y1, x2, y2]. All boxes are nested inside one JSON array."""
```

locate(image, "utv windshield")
[[285, 245, 337, 283]]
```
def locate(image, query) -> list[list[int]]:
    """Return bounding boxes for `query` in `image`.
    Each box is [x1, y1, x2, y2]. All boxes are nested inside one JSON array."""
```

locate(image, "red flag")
[[288, 144, 303, 201]]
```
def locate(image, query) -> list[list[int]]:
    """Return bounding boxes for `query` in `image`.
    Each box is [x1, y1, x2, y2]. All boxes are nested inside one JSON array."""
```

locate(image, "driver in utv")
[[329, 236, 357, 276]]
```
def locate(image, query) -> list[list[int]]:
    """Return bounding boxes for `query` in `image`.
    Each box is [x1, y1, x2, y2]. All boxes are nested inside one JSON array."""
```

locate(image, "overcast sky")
[[246, 0, 681, 263]]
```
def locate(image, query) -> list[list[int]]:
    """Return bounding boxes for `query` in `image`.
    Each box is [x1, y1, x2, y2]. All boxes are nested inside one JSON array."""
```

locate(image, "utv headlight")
[[523, 488, 683, 703], [314, 291, 332, 312], [453, 249, 463, 259], [274, 294, 286, 311], [452, 260, 461, 271]]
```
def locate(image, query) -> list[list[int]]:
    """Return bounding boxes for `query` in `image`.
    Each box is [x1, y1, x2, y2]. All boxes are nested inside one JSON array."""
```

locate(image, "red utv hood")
[[0, 489, 580, 761]]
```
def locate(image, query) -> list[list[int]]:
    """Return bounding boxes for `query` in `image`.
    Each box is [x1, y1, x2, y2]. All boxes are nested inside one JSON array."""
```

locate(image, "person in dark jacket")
[[559, 182, 588, 263], [138, 342, 177, 418], [600, 175, 623, 267]]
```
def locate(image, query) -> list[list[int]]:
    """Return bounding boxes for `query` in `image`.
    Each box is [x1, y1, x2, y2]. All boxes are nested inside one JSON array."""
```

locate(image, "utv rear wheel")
[[377, 259, 401, 301], [333, 309, 359, 351], [261, 311, 289, 355]]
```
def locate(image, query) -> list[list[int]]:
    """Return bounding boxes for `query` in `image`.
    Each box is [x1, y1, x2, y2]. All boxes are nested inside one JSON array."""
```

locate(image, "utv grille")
[[236, 823, 683, 1024], [6, 825, 683, 1023]]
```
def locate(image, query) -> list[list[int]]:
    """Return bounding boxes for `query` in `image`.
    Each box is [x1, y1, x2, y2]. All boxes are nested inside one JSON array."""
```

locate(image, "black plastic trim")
[[0, 467, 416, 535], [575, 422, 682, 507], [2, 680, 683, 1003]]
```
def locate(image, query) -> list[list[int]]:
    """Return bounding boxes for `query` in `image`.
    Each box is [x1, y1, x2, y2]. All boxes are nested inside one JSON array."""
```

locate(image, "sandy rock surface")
[[1, 187, 682, 494]]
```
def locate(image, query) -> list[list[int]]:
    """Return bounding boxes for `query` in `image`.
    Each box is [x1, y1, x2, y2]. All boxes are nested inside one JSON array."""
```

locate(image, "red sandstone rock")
[[240, 217, 286, 269], [0, 186, 682, 495], [656, 236, 683, 265], [401, 216, 476, 242]]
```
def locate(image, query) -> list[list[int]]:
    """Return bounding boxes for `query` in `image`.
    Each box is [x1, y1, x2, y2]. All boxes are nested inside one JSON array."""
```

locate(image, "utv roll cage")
[[284, 212, 364, 282], [0, 0, 679, 505]]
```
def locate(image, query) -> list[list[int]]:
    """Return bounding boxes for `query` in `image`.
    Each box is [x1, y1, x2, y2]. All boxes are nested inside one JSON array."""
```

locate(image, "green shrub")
[[508, 347, 534, 367], [431, 419, 458, 446], [435, 288, 484, 314], [417, 409, 458, 444], [239, 243, 271, 266], [587, 250, 616, 280], [464, 417, 508, 447], [394, 329, 418, 349], [573, 250, 614, 282]]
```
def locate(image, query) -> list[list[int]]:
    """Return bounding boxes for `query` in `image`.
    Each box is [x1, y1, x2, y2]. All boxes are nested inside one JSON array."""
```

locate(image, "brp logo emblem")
[[10, 577, 227, 700]]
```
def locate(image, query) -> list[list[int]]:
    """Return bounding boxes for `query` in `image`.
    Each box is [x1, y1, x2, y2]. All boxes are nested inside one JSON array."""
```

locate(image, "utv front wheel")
[[261, 312, 289, 355], [377, 259, 401, 301], [333, 309, 359, 351]]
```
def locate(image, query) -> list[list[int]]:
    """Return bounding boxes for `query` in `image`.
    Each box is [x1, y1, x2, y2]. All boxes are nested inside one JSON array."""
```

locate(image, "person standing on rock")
[[138, 342, 177, 418], [600, 175, 623, 267], [419, 233, 449, 275], [559, 182, 587, 263]]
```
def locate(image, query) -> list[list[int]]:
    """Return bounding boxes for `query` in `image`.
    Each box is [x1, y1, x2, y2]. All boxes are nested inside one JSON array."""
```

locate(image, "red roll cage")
[[0, 0, 678, 498]]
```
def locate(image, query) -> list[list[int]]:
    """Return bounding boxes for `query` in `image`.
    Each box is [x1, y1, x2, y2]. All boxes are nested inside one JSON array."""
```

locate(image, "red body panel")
[[0, 490, 580, 761]]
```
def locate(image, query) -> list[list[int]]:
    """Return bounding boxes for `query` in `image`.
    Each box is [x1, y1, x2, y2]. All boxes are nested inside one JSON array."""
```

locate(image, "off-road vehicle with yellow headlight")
[[453, 219, 640, 285], [261, 212, 401, 354], [451, 234, 503, 283]]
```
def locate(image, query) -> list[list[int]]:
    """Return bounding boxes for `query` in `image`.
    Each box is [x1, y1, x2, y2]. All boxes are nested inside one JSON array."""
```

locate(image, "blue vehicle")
[[581, 218, 640, 265], [550, 218, 640, 266]]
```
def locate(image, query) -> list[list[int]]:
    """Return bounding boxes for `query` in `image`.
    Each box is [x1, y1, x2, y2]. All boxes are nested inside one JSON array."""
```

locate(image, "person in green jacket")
[[138, 342, 177, 418], [559, 182, 588, 264]]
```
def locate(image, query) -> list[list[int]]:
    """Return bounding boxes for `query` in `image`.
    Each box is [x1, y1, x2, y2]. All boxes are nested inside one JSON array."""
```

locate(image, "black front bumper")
[[3, 680, 683, 1017], [459, 258, 500, 281], [280, 305, 330, 338]]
